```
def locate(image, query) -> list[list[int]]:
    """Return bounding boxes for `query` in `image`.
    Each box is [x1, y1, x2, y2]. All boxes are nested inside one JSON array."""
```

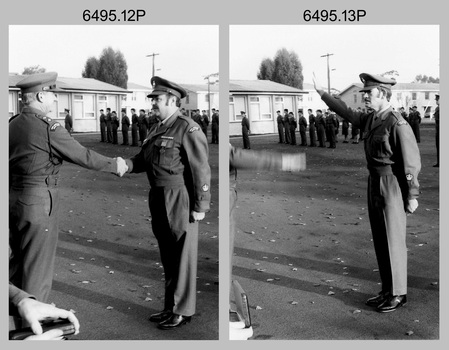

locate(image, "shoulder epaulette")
[[9, 114, 20, 123]]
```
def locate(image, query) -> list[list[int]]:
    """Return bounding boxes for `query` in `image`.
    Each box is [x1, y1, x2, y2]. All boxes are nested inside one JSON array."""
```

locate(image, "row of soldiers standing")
[[99, 108, 158, 146], [189, 108, 220, 144], [276, 108, 343, 148]]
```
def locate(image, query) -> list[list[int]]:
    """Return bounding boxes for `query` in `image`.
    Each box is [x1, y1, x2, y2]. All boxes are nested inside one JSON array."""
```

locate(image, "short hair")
[[131, 108, 135, 112], [100, 109, 104, 112], [284, 109, 288, 112], [377, 86, 392, 102], [21, 92, 38, 105], [276, 110, 281, 113], [107, 108, 111, 111], [316, 109, 322, 113], [308, 109, 312, 112], [139, 109, 145, 113]]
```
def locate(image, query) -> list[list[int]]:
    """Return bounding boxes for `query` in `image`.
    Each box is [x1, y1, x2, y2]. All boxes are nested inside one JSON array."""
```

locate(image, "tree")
[[414, 74, 439, 83], [257, 58, 275, 80], [22, 65, 46, 75], [81, 47, 128, 89], [82, 57, 100, 79], [256, 48, 304, 89]]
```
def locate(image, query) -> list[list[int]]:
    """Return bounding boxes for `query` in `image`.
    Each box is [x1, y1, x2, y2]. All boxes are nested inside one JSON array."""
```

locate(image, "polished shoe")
[[365, 291, 390, 307], [149, 310, 173, 323], [376, 294, 407, 313], [158, 314, 192, 330]]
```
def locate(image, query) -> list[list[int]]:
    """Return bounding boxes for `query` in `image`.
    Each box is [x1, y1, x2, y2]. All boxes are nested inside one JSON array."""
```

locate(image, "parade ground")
[[230, 123, 439, 340], [48, 135, 219, 340]]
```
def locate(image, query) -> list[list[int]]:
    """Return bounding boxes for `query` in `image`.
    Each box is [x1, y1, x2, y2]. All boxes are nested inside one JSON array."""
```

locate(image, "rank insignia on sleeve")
[[202, 184, 209, 192], [406, 174, 413, 181], [50, 122, 61, 131], [189, 126, 200, 133], [398, 121, 407, 125]]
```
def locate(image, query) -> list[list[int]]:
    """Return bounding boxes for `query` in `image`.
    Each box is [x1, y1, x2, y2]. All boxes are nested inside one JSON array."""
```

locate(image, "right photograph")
[[229, 25, 439, 340]]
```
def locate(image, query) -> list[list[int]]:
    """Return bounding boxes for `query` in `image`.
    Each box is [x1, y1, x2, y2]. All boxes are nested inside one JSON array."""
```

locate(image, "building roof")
[[127, 82, 152, 91], [180, 83, 219, 93], [339, 82, 440, 96], [9, 73, 129, 94], [230, 80, 305, 94]]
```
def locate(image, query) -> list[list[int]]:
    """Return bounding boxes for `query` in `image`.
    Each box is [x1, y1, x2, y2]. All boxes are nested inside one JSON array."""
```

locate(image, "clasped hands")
[[115, 157, 128, 177]]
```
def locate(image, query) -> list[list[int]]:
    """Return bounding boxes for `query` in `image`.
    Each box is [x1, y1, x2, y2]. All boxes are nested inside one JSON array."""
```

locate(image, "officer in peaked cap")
[[9, 72, 127, 311], [148, 76, 187, 99], [124, 76, 211, 330], [15, 72, 62, 93], [313, 72, 421, 313], [359, 73, 397, 92]]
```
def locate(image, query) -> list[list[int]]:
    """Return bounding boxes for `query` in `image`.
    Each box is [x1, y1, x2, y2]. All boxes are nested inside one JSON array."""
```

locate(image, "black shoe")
[[376, 294, 407, 313], [366, 291, 390, 307], [157, 314, 192, 330], [343, 141, 349, 143], [433, 163, 439, 167], [149, 310, 173, 323]]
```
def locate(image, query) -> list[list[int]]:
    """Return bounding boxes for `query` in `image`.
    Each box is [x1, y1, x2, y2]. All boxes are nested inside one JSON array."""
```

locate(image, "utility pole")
[[204, 72, 219, 117], [320, 53, 334, 93], [146, 53, 160, 77]]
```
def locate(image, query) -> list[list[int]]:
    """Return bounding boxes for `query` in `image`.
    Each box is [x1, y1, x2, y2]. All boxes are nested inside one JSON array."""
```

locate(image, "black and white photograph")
[[8, 25, 219, 340], [229, 25, 440, 340]]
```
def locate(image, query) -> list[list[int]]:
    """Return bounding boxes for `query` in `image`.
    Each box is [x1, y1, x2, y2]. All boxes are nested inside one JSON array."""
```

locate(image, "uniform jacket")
[[127, 110, 211, 214], [321, 92, 421, 201], [298, 116, 308, 131], [241, 116, 250, 131], [121, 115, 130, 129], [9, 106, 116, 178], [408, 111, 421, 125]]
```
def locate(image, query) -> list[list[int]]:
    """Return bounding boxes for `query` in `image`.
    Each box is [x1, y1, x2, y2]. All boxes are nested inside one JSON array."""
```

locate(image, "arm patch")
[[50, 122, 61, 131], [189, 126, 200, 133]]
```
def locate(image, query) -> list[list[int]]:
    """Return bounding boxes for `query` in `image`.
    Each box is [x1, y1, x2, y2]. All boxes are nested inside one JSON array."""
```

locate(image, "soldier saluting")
[[313, 72, 421, 313]]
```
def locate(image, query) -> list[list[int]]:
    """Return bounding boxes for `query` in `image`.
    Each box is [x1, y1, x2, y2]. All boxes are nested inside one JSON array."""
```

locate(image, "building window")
[[205, 94, 210, 102], [425, 92, 430, 100], [297, 95, 303, 103], [249, 96, 260, 102], [74, 94, 83, 100], [98, 95, 107, 101], [274, 97, 284, 103], [229, 96, 234, 103], [397, 92, 402, 101], [412, 92, 417, 100], [185, 94, 190, 104], [354, 94, 357, 103], [250, 95, 272, 121]]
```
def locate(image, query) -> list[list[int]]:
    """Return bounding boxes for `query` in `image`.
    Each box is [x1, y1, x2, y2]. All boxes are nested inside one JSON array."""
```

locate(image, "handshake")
[[115, 157, 129, 177]]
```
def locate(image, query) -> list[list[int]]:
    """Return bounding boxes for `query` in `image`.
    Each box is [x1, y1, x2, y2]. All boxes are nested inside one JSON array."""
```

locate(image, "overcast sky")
[[230, 25, 440, 91], [9, 25, 219, 87]]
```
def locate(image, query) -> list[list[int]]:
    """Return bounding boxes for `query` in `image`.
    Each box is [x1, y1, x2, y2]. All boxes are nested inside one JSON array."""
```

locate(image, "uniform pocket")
[[154, 138, 176, 166], [370, 134, 392, 158]]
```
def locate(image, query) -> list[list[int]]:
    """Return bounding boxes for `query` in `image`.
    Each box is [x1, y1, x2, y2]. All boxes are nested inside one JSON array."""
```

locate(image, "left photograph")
[[8, 25, 219, 340]]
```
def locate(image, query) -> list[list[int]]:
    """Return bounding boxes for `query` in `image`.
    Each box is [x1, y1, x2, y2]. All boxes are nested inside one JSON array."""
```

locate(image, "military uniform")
[[408, 108, 422, 143], [325, 112, 339, 148], [241, 113, 251, 149], [112, 113, 120, 144], [211, 111, 219, 144], [320, 73, 421, 301], [316, 112, 326, 147], [283, 112, 291, 144], [64, 110, 72, 134], [201, 112, 210, 137], [126, 77, 211, 319], [131, 112, 139, 146], [106, 111, 113, 143], [298, 114, 308, 146], [138, 113, 149, 145], [9, 72, 117, 303], [434, 94, 440, 166], [99, 111, 107, 142], [308, 113, 317, 146], [121, 113, 130, 145], [276, 113, 285, 143], [342, 119, 350, 142]]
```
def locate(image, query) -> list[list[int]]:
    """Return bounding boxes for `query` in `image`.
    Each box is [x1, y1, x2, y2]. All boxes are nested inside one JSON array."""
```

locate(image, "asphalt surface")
[[48, 133, 219, 340], [230, 123, 439, 340]]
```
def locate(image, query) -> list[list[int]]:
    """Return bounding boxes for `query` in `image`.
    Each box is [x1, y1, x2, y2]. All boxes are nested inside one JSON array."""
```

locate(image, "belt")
[[149, 175, 185, 188], [10, 174, 59, 188], [368, 165, 393, 176]]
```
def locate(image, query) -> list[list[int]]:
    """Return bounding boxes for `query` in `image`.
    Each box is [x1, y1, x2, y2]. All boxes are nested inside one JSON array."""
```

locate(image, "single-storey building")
[[338, 82, 439, 118], [181, 83, 219, 117], [229, 80, 307, 136], [9, 73, 129, 132]]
